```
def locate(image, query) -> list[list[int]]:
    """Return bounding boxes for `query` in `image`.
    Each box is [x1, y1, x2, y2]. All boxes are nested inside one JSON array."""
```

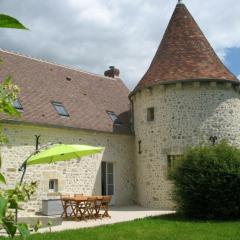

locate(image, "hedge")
[[171, 141, 240, 219]]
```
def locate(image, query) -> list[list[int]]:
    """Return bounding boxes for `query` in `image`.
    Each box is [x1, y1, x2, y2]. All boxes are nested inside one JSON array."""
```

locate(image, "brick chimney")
[[104, 66, 120, 78]]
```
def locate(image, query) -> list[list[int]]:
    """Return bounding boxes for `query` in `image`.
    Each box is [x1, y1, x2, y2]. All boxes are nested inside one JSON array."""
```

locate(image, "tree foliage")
[[0, 76, 20, 117], [0, 182, 37, 238], [0, 12, 38, 239], [0, 77, 20, 185], [0, 12, 26, 180]]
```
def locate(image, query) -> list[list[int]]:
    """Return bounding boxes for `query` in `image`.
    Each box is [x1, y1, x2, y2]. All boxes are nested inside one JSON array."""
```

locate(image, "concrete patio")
[[22, 205, 174, 233]]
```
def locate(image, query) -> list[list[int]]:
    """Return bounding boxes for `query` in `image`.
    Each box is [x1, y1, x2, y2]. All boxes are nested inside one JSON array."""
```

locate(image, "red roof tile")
[[132, 3, 238, 94], [0, 50, 131, 134]]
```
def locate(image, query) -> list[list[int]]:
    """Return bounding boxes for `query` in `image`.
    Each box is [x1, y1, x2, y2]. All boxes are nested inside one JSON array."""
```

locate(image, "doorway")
[[101, 162, 115, 204]]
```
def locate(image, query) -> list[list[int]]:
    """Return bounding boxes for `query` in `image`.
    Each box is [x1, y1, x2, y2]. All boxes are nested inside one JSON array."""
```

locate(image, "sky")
[[0, 0, 239, 90]]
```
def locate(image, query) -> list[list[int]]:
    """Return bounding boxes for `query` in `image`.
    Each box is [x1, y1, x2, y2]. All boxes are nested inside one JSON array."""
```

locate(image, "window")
[[12, 99, 23, 111], [147, 107, 154, 121], [167, 155, 183, 171], [49, 179, 58, 193], [101, 162, 114, 197], [167, 155, 183, 179], [106, 111, 122, 124], [52, 102, 69, 117]]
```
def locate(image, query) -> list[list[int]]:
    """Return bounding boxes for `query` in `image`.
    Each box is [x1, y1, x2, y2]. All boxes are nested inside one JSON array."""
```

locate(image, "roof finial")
[[178, 0, 183, 4]]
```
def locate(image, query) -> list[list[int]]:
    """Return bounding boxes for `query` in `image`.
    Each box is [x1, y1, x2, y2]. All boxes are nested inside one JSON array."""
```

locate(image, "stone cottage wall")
[[0, 123, 135, 214], [132, 81, 240, 209]]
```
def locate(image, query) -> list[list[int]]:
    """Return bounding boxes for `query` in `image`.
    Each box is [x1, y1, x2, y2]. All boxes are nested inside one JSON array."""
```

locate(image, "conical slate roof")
[[132, 3, 238, 93]]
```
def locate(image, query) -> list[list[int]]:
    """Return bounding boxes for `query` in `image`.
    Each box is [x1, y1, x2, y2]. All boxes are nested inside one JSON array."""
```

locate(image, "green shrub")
[[172, 141, 240, 219]]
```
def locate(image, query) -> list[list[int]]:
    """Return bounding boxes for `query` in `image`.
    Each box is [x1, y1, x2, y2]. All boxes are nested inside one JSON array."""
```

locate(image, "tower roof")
[[131, 3, 238, 94]]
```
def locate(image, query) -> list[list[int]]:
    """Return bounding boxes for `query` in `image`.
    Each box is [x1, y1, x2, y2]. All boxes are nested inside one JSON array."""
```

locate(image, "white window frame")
[[49, 179, 58, 193]]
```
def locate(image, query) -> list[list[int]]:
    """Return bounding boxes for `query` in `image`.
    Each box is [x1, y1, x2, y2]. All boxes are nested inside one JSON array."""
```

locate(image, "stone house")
[[0, 2, 239, 213]]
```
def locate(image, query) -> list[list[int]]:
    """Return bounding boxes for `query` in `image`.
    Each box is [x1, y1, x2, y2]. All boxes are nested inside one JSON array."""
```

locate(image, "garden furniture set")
[[60, 194, 112, 221]]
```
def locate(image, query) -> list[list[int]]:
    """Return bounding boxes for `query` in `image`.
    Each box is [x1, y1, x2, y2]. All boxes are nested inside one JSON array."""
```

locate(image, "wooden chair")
[[75, 198, 87, 220], [98, 195, 112, 218], [82, 197, 97, 220], [95, 198, 102, 218], [60, 194, 77, 218]]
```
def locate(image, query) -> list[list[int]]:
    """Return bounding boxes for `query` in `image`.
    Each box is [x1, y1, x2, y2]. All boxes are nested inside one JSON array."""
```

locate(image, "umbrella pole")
[[16, 143, 52, 222], [19, 162, 27, 185], [16, 161, 27, 222]]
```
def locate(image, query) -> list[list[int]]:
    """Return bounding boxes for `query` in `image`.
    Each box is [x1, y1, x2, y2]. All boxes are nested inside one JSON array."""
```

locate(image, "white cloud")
[[68, 0, 113, 25], [0, 0, 239, 90]]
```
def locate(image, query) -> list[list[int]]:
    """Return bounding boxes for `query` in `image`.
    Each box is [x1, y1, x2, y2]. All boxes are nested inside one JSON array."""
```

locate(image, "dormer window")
[[106, 111, 122, 125], [52, 102, 69, 117], [13, 99, 23, 111]]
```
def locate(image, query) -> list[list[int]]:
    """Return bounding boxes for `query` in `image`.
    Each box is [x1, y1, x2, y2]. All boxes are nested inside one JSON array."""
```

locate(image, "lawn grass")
[[1, 214, 240, 240]]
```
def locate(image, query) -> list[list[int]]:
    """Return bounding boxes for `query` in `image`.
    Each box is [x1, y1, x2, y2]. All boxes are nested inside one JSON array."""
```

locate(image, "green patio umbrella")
[[27, 144, 103, 166], [19, 144, 103, 183], [16, 144, 103, 222]]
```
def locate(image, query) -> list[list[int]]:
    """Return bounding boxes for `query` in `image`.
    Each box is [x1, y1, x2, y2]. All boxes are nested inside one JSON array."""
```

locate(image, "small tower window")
[[12, 99, 23, 111], [147, 107, 154, 121], [52, 102, 69, 117], [49, 179, 58, 193], [167, 155, 183, 171], [167, 155, 183, 180]]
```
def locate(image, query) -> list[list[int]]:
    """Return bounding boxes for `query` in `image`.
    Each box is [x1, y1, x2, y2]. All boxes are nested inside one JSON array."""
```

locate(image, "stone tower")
[[130, 2, 240, 209]]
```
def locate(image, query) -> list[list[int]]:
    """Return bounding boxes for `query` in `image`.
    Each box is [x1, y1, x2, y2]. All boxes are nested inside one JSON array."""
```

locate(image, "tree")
[[0, 13, 27, 183], [0, 14, 38, 239]]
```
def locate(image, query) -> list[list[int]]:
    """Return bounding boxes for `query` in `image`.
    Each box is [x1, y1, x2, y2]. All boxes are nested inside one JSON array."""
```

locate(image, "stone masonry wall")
[[0, 123, 135, 214], [132, 81, 240, 209]]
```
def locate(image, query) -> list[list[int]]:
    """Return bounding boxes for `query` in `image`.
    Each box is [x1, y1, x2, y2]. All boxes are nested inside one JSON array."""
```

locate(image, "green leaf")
[[3, 219, 17, 238], [3, 76, 12, 84], [0, 173, 6, 184], [0, 76, 21, 118], [8, 199, 18, 209], [1, 102, 21, 117], [34, 219, 42, 232], [0, 14, 28, 30], [18, 223, 30, 240], [0, 197, 8, 219]]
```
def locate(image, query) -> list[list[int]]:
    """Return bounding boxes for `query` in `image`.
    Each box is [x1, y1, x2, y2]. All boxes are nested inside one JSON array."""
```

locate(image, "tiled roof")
[[132, 3, 239, 94], [0, 49, 132, 134]]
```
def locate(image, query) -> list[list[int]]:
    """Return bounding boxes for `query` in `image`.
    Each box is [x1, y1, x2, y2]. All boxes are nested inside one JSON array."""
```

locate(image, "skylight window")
[[12, 99, 23, 111], [106, 111, 122, 124], [52, 102, 69, 117]]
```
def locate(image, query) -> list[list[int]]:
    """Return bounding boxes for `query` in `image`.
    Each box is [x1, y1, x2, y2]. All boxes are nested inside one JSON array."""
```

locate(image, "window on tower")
[[167, 155, 183, 179], [147, 107, 154, 122]]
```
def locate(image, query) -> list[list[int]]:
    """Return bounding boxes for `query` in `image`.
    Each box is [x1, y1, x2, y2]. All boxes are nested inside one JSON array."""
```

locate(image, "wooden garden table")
[[62, 196, 104, 221]]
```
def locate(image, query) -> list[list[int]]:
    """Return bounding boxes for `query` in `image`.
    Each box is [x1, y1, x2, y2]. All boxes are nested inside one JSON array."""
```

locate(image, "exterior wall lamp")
[[209, 136, 217, 145]]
